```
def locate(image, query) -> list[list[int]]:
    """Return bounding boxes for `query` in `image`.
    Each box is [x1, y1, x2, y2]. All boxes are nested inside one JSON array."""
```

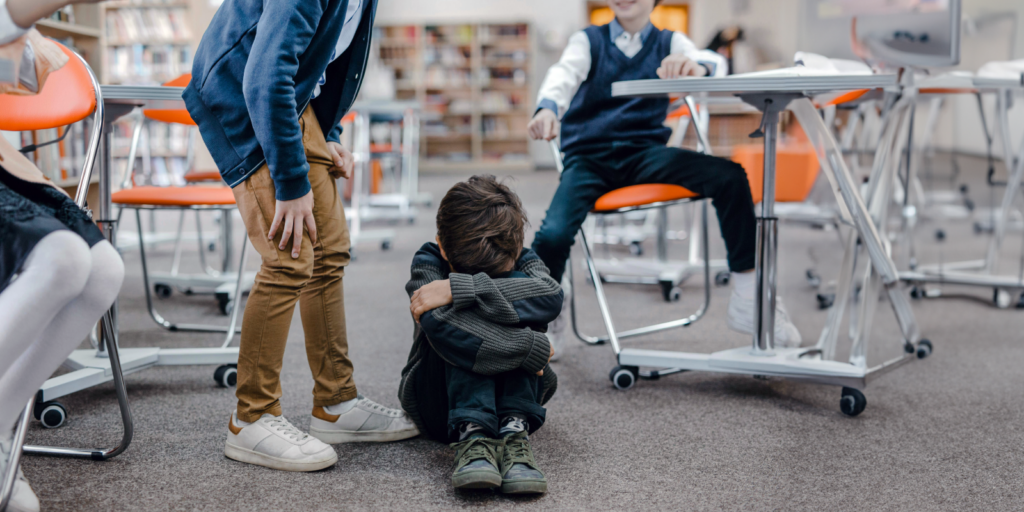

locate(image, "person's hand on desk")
[[269, 191, 317, 259], [527, 108, 559, 141], [657, 55, 708, 79], [326, 141, 355, 180]]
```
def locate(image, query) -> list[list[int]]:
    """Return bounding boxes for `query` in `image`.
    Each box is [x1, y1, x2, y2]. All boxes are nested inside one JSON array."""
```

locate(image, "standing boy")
[[528, 0, 801, 356], [400, 176, 562, 493], [184, 0, 418, 472]]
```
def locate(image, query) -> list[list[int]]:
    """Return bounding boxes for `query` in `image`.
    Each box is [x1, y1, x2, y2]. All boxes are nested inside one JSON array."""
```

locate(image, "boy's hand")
[[268, 190, 317, 259], [326, 141, 355, 180], [411, 279, 453, 323], [527, 109, 559, 141], [657, 55, 708, 79], [536, 344, 555, 376]]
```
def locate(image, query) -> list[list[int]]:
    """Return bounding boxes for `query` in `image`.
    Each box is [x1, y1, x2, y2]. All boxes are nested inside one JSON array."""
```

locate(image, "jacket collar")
[[609, 18, 655, 44]]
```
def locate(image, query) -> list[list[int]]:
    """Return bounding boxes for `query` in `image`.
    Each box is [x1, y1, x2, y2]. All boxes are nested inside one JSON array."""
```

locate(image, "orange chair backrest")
[[144, 74, 196, 125], [732, 142, 820, 204], [0, 43, 96, 131]]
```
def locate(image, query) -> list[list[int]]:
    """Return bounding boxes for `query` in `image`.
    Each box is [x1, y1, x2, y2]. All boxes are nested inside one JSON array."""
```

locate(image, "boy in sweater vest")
[[528, 0, 801, 357], [401, 176, 562, 494]]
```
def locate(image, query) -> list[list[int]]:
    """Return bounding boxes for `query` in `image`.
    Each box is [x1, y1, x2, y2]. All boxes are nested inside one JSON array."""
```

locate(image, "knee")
[[711, 160, 753, 196], [81, 242, 125, 307], [533, 223, 577, 252], [32, 231, 92, 298]]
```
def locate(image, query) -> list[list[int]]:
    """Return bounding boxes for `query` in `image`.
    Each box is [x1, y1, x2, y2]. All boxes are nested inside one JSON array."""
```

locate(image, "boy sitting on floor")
[[399, 175, 563, 494]]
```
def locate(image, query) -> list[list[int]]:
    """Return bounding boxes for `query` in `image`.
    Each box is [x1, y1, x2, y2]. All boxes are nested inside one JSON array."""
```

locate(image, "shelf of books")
[[375, 22, 533, 172]]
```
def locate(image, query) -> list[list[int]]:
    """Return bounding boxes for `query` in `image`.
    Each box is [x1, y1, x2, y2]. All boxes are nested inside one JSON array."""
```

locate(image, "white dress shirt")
[[536, 20, 726, 117], [0, 0, 29, 46], [311, 0, 363, 99]]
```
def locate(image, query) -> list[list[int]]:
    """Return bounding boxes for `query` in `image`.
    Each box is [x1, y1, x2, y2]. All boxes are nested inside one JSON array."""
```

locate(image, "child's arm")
[[528, 31, 591, 141], [418, 308, 551, 377], [658, 32, 728, 79], [448, 250, 563, 326]]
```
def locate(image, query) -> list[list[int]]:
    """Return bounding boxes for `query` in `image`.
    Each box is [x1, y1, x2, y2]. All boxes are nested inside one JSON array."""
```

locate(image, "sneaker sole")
[[224, 443, 338, 472], [309, 426, 420, 444], [501, 479, 548, 494], [452, 469, 502, 489]]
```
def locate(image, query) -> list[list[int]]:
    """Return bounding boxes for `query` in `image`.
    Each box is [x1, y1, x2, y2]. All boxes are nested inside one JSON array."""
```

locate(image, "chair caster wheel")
[[839, 387, 866, 417], [714, 271, 730, 287], [1017, 292, 1024, 309], [214, 364, 238, 388], [629, 241, 643, 256], [910, 286, 925, 300], [916, 339, 933, 359], [805, 269, 821, 288], [816, 293, 835, 310], [660, 281, 681, 302], [994, 288, 1012, 309], [34, 401, 67, 428], [154, 283, 173, 299], [217, 295, 232, 316], [208, 242, 217, 252], [381, 240, 391, 251], [609, 366, 638, 390]]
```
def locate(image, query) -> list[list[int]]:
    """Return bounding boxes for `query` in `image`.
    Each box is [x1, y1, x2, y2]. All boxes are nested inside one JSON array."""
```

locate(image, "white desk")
[[610, 74, 931, 415]]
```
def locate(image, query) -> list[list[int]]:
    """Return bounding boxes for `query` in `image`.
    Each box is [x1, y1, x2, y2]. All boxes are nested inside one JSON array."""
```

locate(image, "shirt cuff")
[[535, 98, 559, 117], [448, 273, 477, 310], [0, 2, 29, 46]]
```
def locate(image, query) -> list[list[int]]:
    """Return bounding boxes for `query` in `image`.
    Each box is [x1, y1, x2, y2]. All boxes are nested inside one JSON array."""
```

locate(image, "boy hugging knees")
[[399, 176, 562, 494]]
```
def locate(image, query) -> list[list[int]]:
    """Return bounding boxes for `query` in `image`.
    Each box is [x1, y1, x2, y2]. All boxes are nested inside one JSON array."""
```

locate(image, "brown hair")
[[436, 175, 528, 276]]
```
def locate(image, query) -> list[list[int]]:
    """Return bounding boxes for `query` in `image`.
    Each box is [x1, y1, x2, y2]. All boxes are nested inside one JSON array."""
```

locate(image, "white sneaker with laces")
[[545, 276, 571, 362], [224, 413, 338, 472], [726, 271, 801, 348], [309, 395, 419, 444]]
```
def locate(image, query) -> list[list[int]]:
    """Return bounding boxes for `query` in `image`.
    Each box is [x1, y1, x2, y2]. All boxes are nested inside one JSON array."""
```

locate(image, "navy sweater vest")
[[560, 24, 674, 156]]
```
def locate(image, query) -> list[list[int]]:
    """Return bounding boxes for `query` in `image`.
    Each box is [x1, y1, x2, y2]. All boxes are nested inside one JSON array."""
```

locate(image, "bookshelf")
[[376, 22, 533, 172]]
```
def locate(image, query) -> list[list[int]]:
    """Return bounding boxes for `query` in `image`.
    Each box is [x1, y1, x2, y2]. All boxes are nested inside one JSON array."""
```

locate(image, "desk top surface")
[[612, 74, 899, 98]]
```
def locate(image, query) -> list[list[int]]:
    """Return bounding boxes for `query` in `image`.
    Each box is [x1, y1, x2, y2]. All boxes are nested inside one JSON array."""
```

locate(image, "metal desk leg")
[[0, 401, 32, 511], [984, 91, 1024, 273], [23, 310, 134, 460]]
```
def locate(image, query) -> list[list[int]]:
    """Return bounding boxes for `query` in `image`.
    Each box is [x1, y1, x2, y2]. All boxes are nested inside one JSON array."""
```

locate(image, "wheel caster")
[[660, 281, 681, 302], [916, 339, 933, 359], [994, 288, 1013, 309], [154, 283, 173, 299], [714, 270, 730, 287], [208, 242, 217, 252], [214, 364, 238, 388], [1017, 292, 1024, 309], [934, 229, 946, 242], [910, 286, 925, 300], [805, 269, 821, 288], [816, 293, 835, 310], [609, 365, 638, 391], [217, 294, 232, 316], [381, 240, 391, 251], [628, 241, 643, 257], [34, 401, 67, 428], [839, 387, 866, 417]]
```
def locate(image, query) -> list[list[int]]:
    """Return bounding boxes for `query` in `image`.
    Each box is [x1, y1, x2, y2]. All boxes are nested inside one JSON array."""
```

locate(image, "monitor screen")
[[817, 0, 949, 19]]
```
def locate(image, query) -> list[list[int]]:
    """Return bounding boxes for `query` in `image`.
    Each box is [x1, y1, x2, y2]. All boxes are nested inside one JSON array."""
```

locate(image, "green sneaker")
[[499, 431, 547, 494], [450, 435, 503, 489]]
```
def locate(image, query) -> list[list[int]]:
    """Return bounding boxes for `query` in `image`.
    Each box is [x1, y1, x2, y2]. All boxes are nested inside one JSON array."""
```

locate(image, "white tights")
[[0, 231, 124, 433]]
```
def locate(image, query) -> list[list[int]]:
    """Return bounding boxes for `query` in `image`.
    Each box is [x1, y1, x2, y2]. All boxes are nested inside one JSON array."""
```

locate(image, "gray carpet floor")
[[18, 154, 1024, 511]]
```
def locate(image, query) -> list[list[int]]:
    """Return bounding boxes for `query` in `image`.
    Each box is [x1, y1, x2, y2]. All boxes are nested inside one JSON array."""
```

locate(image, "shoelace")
[[359, 397, 402, 417], [264, 416, 307, 442], [502, 433, 535, 467], [454, 437, 499, 469]]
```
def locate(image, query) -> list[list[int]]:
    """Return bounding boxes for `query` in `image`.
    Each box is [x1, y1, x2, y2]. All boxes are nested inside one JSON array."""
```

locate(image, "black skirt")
[[0, 166, 105, 293]]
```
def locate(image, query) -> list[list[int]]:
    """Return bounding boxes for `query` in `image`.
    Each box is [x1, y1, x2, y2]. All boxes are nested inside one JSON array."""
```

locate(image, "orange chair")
[[112, 74, 248, 356], [0, 43, 134, 463]]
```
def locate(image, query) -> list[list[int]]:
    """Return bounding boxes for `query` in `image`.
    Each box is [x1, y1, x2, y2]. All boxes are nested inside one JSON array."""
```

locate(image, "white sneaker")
[[309, 395, 419, 444], [726, 287, 802, 348], [224, 413, 338, 472], [7, 468, 40, 512], [545, 276, 571, 362]]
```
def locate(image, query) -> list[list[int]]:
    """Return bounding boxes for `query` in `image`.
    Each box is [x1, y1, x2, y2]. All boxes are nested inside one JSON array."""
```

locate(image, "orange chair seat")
[[731, 144, 820, 204], [183, 170, 224, 183], [593, 184, 699, 213], [112, 186, 236, 207]]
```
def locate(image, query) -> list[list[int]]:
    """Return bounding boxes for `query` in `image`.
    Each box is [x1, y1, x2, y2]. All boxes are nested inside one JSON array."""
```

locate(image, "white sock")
[[499, 415, 528, 436], [233, 413, 252, 428], [731, 271, 755, 299], [324, 397, 359, 415]]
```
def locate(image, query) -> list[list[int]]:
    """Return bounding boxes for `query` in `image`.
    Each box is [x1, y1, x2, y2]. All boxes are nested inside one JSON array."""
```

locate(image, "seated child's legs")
[[445, 364, 500, 438], [494, 369, 546, 434]]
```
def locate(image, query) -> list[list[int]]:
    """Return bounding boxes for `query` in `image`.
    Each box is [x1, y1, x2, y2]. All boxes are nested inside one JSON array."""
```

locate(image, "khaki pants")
[[231, 107, 356, 422]]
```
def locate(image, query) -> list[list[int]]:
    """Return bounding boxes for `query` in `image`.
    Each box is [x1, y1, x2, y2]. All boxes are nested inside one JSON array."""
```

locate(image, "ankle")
[[498, 415, 529, 437], [323, 397, 359, 415]]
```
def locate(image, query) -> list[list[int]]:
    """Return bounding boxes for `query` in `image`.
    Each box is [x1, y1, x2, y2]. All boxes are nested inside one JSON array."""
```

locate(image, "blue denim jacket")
[[183, 0, 377, 201]]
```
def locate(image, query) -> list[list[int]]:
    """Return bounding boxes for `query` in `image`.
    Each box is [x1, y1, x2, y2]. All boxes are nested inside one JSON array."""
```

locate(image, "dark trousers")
[[532, 142, 758, 282], [413, 345, 547, 442]]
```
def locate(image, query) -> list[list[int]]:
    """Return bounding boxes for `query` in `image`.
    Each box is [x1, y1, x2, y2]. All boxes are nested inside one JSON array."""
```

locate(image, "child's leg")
[[445, 364, 499, 440], [626, 145, 757, 273], [495, 371, 546, 434], [494, 371, 548, 495], [530, 154, 617, 283]]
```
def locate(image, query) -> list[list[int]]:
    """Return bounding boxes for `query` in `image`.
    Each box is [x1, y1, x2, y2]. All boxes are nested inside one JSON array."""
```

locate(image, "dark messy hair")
[[436, 175, 528, 276], [654, 0, 663, 5]]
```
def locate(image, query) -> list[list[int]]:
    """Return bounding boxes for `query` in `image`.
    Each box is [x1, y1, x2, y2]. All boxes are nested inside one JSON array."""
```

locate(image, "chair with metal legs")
[[550, 96, 717, 388], [0, 44, 133, 501]]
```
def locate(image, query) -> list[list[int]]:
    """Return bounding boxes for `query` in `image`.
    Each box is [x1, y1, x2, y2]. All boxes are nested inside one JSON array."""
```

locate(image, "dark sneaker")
[[499, 431, 547, 494], [450, 435, 503, 489]]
